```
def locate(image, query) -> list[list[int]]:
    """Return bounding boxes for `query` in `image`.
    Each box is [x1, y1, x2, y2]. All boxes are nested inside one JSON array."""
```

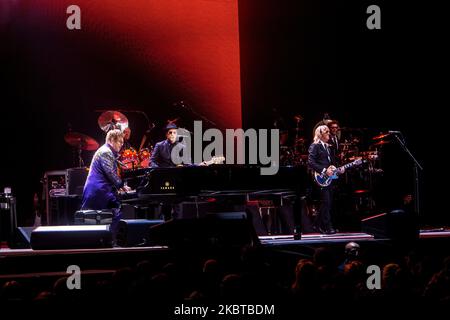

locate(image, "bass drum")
[[139, 148, 151, 168]]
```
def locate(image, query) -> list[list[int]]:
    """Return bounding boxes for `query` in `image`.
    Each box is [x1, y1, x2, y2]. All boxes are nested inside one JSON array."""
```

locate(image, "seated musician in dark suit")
[[150, 123, 184, 220], [151, 123, 186, 168], [150, 123, 208, 220], [151, 123, 207, 168], [308, 125, 344, 234], [81, 129, 131, 242]]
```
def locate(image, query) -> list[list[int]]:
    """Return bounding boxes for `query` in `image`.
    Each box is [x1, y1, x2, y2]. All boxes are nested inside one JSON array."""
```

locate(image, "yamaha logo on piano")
[[161, 181, 175, 191]]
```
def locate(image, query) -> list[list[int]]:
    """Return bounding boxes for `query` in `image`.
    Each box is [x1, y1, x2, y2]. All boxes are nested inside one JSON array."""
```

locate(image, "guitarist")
[[308, 125, 345, 234]]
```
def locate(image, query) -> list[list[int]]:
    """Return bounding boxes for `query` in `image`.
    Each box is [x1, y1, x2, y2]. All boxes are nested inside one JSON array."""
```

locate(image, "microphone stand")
[[175, 101, 217, 127], [392, 133, 423, 217], [189, 109, 217, 127]]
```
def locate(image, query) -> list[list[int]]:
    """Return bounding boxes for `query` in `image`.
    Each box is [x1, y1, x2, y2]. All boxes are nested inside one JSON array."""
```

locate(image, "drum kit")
[[64, 110, 153, 170], [279, 115, 308, 166], [118, 147, 151, 170]]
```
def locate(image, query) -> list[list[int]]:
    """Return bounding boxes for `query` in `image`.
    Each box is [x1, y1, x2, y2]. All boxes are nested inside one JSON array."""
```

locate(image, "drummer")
[[121, 127, 133, 152]]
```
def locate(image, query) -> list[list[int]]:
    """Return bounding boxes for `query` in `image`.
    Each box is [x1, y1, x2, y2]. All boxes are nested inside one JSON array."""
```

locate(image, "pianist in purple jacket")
[[81, 129, 130, 237]]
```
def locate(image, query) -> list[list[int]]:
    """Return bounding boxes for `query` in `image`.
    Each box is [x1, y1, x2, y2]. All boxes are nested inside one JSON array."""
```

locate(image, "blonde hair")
[[106, 129, 124, 143], [313, 125, 330, 144]]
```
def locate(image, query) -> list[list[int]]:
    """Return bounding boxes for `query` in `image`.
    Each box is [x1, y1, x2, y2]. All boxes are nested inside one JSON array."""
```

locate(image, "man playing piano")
[[150, 123, 212, 219], [81, 129, 131, 242]]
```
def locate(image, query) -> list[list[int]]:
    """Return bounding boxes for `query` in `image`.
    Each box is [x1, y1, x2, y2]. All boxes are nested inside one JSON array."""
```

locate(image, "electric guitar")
[[313, 159, 365, 187]]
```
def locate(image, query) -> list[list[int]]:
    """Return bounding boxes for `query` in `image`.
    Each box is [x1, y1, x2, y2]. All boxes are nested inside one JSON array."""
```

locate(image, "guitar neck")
[[339, 162, 358, 171], [337, 160, 364, 170]]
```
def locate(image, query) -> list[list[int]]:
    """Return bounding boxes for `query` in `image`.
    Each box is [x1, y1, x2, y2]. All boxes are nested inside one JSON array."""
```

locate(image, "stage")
[[2, 228, 449, 277]]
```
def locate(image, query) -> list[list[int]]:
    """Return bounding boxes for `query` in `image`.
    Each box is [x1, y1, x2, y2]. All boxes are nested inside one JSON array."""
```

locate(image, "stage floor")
[[2, 228, 450, 256], [1, 228, 449, 279]]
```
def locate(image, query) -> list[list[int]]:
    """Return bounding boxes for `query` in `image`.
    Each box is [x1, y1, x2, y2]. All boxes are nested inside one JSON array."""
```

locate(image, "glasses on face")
[[330, 126, 339, 129], [168, 130, 177, 135]]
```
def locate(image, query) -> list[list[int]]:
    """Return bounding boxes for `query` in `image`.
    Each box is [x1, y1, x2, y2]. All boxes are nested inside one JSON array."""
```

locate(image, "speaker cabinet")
[[361, 209, 419, 240], [117, 219, 164, 247], [66, 167, 89, 196], [49, 196, 82, 225], [30, 225, 112, 250]]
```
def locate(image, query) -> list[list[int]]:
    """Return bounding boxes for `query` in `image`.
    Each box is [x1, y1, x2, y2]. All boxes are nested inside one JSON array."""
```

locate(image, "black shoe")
[[319, 227, 336, 235], [111, 240, 121, 248], [327, 227, 336, 234], [318, 227, 327, 234]]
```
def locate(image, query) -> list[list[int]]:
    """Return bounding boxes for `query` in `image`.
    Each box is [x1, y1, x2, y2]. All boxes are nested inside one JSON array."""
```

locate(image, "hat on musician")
[[164, 123, 178, 132]]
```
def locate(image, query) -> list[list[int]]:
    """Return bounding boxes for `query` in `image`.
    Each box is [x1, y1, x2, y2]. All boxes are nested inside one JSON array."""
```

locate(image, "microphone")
[[388, 131, 401, 134]]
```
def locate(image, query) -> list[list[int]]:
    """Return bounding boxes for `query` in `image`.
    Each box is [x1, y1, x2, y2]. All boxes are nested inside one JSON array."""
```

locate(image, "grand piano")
[[121, 165, 307, 199], [120, 165, 309, 235]]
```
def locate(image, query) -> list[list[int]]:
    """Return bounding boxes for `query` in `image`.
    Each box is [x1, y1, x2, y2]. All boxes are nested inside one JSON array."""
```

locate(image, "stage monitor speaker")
[[30, 225, 112, 250], [148, 212, 259, 249], [8, 226, 33, 249], [116, 219, 164, 247], [361, 209, 419, 241]]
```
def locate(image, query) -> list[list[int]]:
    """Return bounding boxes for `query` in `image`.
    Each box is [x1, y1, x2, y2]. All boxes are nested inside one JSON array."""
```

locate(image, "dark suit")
[[308, 142, 337, 232], [150, 140, 190, 168]]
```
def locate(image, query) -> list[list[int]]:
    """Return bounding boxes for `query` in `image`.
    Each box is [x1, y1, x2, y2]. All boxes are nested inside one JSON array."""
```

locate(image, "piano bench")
[[74, 210, 113, 225]]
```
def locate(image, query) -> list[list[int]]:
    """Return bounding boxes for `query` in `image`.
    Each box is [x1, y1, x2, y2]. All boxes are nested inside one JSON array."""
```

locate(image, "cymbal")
[[372, 133, 390, 140], [167, 118, 179, 124], [372, 140, 391, 147], [98, 110, 128, 132], [294, 115, 303, 122], [64, 132, 99, 151]]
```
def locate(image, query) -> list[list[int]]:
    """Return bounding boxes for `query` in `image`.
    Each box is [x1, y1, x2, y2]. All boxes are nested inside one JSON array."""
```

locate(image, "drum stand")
[[77, 146, 84, 167]]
